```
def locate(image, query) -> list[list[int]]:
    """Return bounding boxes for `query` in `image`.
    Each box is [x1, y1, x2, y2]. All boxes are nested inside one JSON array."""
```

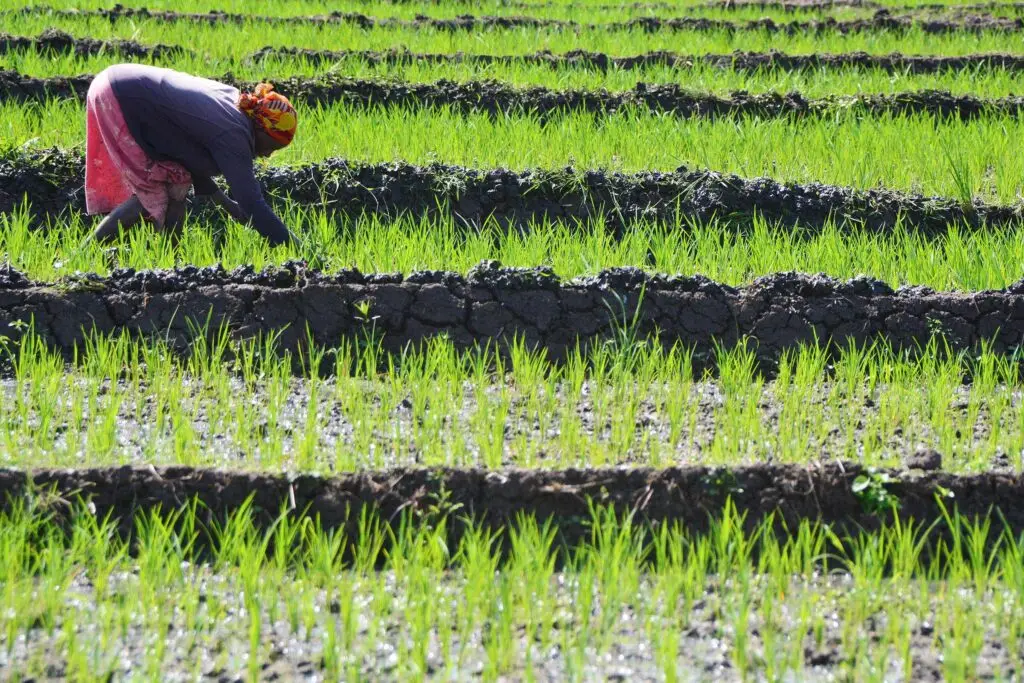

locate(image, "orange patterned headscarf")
[[238, 83, 297, 146]]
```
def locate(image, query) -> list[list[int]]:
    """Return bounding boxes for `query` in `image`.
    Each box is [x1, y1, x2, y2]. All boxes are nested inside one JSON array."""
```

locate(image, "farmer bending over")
[[85, 64, 296, 246]]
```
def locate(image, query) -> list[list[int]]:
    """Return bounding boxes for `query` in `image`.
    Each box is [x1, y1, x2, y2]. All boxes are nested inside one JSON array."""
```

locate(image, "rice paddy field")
[[6, 0, 1024, 679]]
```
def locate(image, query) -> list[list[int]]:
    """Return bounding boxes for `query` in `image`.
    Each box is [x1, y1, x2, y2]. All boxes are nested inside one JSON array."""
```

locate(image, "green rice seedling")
[[12, 97, 1024, 203], [7, 8, 1024, 64], [5, 320, 1024, 472], [68, 507, 128, 600], [586, 504, 635, 595], [9, 206, 1024, 292], [2, 499, 1023, 678], [709, 340, 765, 463]]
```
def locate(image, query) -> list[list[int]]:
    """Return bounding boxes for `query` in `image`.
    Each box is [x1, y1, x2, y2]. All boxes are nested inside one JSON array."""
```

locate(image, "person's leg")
[[91, 195, 145, 243], [162, 198, 187, 246]]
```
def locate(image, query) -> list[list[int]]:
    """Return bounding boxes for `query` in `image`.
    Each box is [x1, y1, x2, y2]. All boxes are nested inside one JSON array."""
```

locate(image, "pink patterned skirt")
[[85, 68, 192, 225]]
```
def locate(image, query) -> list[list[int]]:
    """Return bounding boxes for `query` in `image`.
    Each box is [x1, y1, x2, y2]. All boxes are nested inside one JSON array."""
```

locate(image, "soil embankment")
[[13, 6, 1024, 33], [1, 463, 1021, 542], [252, 45, 1024, 74], [7, 32, 1024, 74], [701, 0, 1024, 11], [6, 68, 1024, 122], [2, 150, 1021, 233], [0, 28, 185, 58], [1, 264, 1023, 364]]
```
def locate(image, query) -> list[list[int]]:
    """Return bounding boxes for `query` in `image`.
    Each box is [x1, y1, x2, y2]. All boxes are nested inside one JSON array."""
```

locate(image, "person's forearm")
[[216, 159, 297, 246], [217, 191, 293, 246]]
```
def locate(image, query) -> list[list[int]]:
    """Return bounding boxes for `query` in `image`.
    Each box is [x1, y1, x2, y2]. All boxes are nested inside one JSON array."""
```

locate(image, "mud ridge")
[[699, 0, 881, 10], [2, 464, 1023, 544], [14, 5, 1024, 33], [4, 149, 1022, 234], [4, 33, 1019, 75], [3, 263, 1024, 368], [700, 0, 1024, 11], [897, 1, 1024, 12], [252, 45, 1024, 75], [6, 68, 1024, 124], [0, 28, 187, 59]]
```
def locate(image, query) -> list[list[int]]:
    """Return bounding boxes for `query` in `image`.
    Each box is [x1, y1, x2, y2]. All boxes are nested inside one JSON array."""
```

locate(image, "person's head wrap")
[[238, 83, 297, 146]]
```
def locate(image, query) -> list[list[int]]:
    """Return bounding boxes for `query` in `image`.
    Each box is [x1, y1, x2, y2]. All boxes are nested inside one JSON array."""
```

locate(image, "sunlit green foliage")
[[2, 499, 1023, 680]]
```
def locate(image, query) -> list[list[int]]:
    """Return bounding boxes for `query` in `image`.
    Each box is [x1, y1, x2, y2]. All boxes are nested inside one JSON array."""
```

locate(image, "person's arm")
[[212, 148, 294, 246], [209, 188, 247, 223]]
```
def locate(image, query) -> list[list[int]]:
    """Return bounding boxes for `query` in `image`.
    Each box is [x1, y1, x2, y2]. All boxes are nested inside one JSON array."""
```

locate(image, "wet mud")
[[0, 28, 185, 59], [14, 5, 1024, 33], [6, 68, 1024, 124], [1, 463, 1022, 542], [2, 263, 1024, 367], [3, 149, 1021, 234], [253, 45, 1024, 75]]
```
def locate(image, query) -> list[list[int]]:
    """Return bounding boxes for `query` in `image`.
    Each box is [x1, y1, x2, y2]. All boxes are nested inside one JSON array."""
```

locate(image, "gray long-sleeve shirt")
[[106, 64, 289, 245]]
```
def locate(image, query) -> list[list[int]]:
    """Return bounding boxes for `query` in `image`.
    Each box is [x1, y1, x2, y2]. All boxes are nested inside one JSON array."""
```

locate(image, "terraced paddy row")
[[9, 9, 1024, 69], [10, 52, 1024, 101], [13, 4, 1024, 32], [21, 0, 1024, 21], [6, 142, 1024, 230], [20, 0, 1024, 16], [6, 7, 1024, 102], [6, 263, 1024, 474], [6, 492, 1024, 681], [5, 0, 1024, 680], [13, 29, 1024, 79], [13, 70, 1024, 133]]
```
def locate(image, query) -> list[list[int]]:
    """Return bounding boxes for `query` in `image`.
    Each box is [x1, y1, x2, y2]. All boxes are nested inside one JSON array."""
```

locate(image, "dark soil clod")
[[907, 449, 944, 471]]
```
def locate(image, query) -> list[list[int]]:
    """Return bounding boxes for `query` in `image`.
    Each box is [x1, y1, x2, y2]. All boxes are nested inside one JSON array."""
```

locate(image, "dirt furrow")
[[3, 150, 1021, 233], [5, 68, 1024, 123], [252, 45, 1024, 74], [13, 5, 1024, 33], [1, 263, 1023, 367], [0, 28, 186, 59], [1, 463, 1021, 543]]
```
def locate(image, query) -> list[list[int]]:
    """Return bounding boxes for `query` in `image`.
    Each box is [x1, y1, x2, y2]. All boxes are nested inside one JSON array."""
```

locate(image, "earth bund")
[[2, 263, 1024, 368], [699, 0, 881, 10], [0, 28, 185, 59], [253, 45, 1024, 75], [252, 45, 1024, 75], [3, 150, 1021, 234], [7, 68, 1024, 123], [5, 33, 1022, 74], [1, 463, 1021, 550], [14, 5, 1024, 33], [703, 0, 1024, 10]]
